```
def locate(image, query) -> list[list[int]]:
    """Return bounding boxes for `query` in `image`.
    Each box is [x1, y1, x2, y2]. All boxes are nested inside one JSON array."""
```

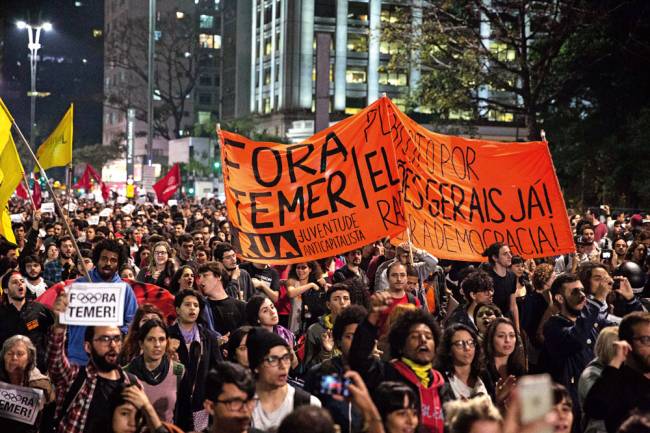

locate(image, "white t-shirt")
[[252, 385, 321, 431]]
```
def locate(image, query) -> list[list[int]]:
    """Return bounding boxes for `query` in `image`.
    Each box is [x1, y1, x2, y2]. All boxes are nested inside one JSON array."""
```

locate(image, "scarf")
[[129, 355, 170, 386], [392, 359, 445, 433], [180, 323, 200, 346], [401, 357, 433, 387], [323, 313, 334, 330]]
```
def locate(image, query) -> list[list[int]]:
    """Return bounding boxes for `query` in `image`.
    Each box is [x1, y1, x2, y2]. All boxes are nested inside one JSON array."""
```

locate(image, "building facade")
[[221, 0, 527, 142]]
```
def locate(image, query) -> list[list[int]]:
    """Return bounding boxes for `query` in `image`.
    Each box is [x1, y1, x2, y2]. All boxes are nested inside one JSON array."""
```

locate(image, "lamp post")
[[16, 20, 53, 147]]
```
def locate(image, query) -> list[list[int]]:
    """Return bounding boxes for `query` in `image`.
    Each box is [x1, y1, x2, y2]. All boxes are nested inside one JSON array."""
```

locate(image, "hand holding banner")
[[219, 97, 406, 264], [59, 283, 126, 326], [0, 382, 44, 425]]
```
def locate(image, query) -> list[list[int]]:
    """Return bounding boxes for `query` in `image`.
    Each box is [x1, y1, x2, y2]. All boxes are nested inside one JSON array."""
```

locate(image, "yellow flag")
[[36, 104, 73, 171], [0, 97, 14, 155], [0, 207, 16, 244], [0, 132, 25, 206]]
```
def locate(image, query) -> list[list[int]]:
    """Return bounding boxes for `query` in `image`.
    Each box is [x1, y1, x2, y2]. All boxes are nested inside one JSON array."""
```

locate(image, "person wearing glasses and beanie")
[[246, 327, 320, 431]]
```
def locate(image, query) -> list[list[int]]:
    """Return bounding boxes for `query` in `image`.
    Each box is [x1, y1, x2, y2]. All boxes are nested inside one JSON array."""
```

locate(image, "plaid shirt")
[[47, 327, 133, 433], [43, 260, 64, 283]]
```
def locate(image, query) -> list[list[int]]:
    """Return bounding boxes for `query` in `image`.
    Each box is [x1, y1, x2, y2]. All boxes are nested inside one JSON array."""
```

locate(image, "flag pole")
[[11, 121, 91, 281], [66, 164, 73, 216], [20, 173, 37, 210]]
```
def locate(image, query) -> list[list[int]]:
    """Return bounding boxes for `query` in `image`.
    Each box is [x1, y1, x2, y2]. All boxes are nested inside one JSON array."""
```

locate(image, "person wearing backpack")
[[47, 292, 139, 433], [246, 327, 320, 431]]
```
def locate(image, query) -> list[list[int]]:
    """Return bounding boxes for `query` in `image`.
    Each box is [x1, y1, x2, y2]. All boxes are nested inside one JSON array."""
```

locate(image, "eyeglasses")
[[94, 335, 122, 345], [632, 336, 650, 347], [215, 397, 258, 411], [263, 353, 292, 366], [222, 254, 237, 260], [451, 340, 476, 350]]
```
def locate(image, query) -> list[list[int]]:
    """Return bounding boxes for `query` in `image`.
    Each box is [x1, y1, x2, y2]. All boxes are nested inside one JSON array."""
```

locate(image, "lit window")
[[346, 68, 366, 84], [490, 42, 516, 62], [265, 39, 272, 56], [379, 71, 408, 86], [75, 1, 83, 6], [263, 98, 271, 114], [199, 34, 221, 49], [92, 29, 102, 38], [153, 90, 161, 101], [176, 11, 185, 19], [347, 33, 367, 53], [345, 107, 362, 115], [198, 110, 211, 123], [379, 40, 399, 55], [487, 110, 514, 122], [200, 15, 214, 29], [449, 109, 473, 120]]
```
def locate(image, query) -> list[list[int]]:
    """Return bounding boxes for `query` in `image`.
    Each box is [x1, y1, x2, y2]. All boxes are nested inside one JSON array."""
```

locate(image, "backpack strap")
[[293, 386, 312, 409], [407, 293, 417, 306]]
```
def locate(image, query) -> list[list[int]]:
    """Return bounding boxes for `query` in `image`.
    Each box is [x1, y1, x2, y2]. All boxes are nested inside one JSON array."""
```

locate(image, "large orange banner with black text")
[[218, 98, 406, 264], [387, 102, 574, 261]]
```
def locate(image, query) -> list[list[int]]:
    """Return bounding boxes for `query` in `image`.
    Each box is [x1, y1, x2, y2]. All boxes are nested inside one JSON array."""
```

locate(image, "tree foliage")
[[104, 10, 207, 139]]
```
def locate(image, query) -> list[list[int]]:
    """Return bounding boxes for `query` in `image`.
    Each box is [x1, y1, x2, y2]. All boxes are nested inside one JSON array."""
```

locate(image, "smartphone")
[[320, 374, 350, 397], [518, 374, 553, 433], [601, 250, 612, 260]]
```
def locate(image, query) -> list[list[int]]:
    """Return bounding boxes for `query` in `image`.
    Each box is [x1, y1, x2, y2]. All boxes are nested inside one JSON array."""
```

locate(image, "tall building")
[[102, 0, 222, 166], [221, 0, 527, 142]]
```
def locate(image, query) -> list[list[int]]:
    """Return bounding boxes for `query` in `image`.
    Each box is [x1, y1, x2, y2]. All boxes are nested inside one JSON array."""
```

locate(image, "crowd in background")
[[0, 194, 649, 433]]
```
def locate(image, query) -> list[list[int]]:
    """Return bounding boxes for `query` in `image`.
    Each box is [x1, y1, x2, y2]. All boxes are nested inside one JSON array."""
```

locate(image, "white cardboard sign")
[[0, 382, 44, 425], [60, 283, 126, 326], [41, 203, 55, 213]]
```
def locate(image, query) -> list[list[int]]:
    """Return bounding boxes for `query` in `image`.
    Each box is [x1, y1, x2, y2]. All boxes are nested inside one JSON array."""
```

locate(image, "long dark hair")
[[434, 323, 483, 386], [169, 265, 197, 293], [120, 304, 165, 365], [483, 317, 527, 378], [287, 261, 323, 283]]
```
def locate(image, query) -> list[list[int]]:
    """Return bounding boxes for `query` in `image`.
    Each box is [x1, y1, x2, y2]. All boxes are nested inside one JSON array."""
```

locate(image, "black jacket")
[[584, 364, 650, 433], [168, 323, 223, 431], [0, 300, 54, 372]]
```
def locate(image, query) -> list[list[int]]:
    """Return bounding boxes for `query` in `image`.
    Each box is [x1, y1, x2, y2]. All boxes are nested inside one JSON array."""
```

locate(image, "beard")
[[91, 346, 120, 372], [27, 271, 42, 281], [629, 350, 650, 373]]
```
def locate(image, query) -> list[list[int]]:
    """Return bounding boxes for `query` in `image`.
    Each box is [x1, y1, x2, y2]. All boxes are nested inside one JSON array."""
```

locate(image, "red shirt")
[[378, 292, 420, 335]]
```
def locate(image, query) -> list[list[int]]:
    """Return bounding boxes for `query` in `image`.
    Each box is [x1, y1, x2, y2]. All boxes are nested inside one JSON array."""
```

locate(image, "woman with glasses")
[[137, 241, 177, 289], [482, 317, 527, 409], [434, 323, 488, 401], [125, 319, 185, 424]]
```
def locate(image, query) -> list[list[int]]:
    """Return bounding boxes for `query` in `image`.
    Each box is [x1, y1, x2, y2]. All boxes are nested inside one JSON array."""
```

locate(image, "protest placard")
[[99, 208, 112, 217], [167, 199, 178, 207], [41, 202, 55, 213], [219, 97, 406, 264], [59, 283, 126, 326], [0, 382, 43, 425], [386, 101, 574, 261], [10, 214, 23, 223], [87, 215, 100, 226], [122, 204, 135, 215]]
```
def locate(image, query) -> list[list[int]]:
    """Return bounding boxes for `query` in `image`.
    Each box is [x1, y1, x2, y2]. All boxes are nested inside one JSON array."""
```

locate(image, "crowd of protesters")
[[0, 194, 649, 433]]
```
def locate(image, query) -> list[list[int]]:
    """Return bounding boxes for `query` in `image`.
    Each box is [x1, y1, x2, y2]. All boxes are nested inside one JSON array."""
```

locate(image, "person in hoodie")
[[67, 239, 139, 366]]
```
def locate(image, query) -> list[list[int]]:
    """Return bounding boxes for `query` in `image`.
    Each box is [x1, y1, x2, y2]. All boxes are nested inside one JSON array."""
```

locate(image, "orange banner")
[[387, 102, 574, 261], [218, 98, 406, 264]]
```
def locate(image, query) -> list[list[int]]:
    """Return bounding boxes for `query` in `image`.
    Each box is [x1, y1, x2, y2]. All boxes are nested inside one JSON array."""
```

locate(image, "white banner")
[[0, 382, 43, 425], [41, 202, 55, 213], [60, 283, 126, 326]]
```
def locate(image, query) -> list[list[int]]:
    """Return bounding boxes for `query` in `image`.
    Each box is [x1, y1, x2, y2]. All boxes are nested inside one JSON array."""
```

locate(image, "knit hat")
[[246, 327, 289, 371]]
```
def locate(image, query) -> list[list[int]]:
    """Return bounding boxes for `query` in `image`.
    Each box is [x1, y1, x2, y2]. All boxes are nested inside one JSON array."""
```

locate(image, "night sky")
[[1, 0, 104, 147]]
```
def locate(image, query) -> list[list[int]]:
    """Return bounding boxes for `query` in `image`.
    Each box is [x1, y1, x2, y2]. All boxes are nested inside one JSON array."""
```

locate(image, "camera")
[[320, 374, 351, 397]]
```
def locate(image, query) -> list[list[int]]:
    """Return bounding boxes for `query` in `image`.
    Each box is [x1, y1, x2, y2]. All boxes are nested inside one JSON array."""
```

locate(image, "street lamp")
[[16, 20, 53, 147]]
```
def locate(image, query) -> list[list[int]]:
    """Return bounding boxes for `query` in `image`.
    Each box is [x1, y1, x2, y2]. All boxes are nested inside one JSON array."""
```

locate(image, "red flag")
[[101, 181, 110, 201], [73, 165, 93, 190], [33, 175, 42, 209], [16, 182, 29, 200], [87, 164, 102, 182], [153, 164, 181, 203]]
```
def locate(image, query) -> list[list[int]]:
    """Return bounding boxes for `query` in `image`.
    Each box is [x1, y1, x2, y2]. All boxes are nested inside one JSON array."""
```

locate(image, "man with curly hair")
[[349, 292, 446, 433]]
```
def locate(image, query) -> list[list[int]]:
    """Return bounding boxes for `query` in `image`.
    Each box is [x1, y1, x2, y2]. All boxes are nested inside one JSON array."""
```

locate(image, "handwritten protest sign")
[[219, 98, 406, 264], [10, 214, 23, 223], [387, 101, 574, 261], [0, 382, 43, 425], [60, 283, 126, 326], [40, 202, 55, 213]]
